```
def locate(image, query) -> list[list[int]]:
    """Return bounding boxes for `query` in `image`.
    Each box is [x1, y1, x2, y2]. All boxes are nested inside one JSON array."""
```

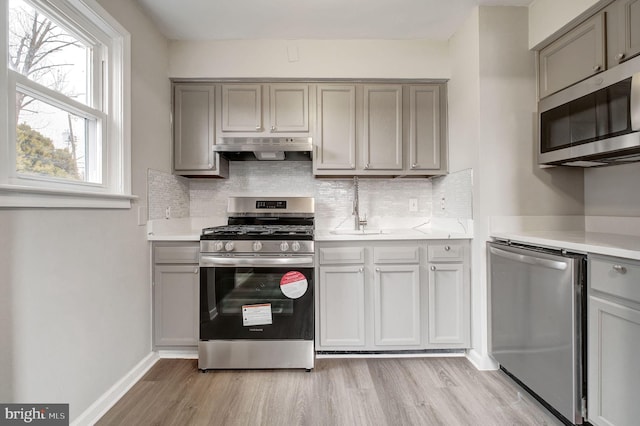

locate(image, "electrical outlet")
[[440, 197, 446, 210], [165, 206, 171, 219], [409, 198, 418, 212], [137, 206, 147, 226]]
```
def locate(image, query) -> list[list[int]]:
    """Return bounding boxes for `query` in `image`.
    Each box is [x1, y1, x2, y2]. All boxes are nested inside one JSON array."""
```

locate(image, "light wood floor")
[[97, 357, 560, 426]]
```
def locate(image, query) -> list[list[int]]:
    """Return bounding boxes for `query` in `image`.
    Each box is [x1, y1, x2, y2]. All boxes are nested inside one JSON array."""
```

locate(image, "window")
[[0, 0, 132, 208]]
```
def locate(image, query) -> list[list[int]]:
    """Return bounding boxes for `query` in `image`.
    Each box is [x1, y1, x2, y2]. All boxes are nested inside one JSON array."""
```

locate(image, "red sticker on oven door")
[[280, 271, 308, 299]]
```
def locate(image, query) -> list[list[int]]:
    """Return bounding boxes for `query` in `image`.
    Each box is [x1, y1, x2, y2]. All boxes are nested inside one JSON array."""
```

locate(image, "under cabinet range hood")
[[213, 137, 313, 161]]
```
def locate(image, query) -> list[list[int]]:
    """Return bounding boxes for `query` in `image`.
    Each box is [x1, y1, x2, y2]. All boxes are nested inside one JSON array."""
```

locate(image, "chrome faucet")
[[352, 176, 367, 230]]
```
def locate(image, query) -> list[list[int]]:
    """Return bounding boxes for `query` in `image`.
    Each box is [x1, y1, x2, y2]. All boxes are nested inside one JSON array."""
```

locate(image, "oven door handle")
[[200, 256, 315, 267]]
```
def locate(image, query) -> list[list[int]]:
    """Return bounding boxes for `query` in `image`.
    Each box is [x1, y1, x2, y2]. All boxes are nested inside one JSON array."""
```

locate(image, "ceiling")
[[134, 0, 532, 41]]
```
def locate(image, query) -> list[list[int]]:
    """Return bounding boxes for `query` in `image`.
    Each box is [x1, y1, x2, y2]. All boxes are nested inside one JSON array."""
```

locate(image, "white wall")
[[585, 163, 640, 216], [528, 0, 607, 48], [0, 0, 170, 421], [449, 6, 585, 369], [169, 39, 450, 79]]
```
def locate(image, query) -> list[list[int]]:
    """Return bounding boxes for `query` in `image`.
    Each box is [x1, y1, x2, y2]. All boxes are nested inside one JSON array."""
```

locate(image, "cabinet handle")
[[271, 126, 276, 132], [194, 268, 199, 274], [593, 65, 601, 72], [616, 52, 626, 62], [430, 266, 436, 271], [612, 264, 627, 274], [359, 267, 364, 273], [350, 163, 355, 169], [375, 267, 380, 272], [208, 163, 213, 169], [255, 125, 261, 131], [365, 164, 370, 169], [411, 163, 418, 169], [444, 245, 451, 251]]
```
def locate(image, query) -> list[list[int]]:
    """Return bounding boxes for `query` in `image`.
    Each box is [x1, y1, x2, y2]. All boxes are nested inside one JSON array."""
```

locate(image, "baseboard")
[[466, 349, 499, 371], [316, 350, 466, 359], [71, 352, 159, 426], [157, 349, 198, 359]]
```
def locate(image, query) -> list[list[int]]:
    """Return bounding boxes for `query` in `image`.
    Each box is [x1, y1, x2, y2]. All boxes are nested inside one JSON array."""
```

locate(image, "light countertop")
[[315, 228, 472, 241], [147, 218, 473, 242], [491, 230, 640, 261]]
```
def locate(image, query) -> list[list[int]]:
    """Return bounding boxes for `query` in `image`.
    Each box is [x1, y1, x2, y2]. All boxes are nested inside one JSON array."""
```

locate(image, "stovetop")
[[201, 224, 314, 241]]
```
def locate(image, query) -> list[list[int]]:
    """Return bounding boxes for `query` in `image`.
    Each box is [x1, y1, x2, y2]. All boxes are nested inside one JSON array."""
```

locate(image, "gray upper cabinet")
[[607, 0, 640, 66], [173, 84, 228, 177], [314, 83, 447, 177], [408, 85, 441, 171], [538, 13, 605, 98], [221, 84, 262, 132], [270, 84, 309, 132], [314, 84, 357, 170], [363, 85, 403, 171], [219, 83, 310, 137]]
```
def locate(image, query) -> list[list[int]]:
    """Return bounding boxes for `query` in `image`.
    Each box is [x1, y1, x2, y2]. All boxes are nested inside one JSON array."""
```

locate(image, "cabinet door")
[[539, 13, 605, 98], [221, 84, 262, 132], [270, 84, 309, 132], [363, 85, 403, 170], [154, 265, 199, 347], [319, 265, 366, 347], [174, 85, 215, 171], [620, 0, 640, 62], [588, 296, 640, 426], [408, 86, 441, 171], [427, 263, 468, 346], [373, 265, 421, 346], [315, 85, 357, 170]]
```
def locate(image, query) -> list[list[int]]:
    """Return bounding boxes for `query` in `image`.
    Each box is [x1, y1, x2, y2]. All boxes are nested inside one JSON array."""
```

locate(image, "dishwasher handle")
[[489, 246, 568, 271]]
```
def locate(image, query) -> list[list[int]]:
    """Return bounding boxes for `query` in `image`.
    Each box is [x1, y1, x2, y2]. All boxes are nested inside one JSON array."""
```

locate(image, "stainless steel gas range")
[[198, 196, 315, 371]]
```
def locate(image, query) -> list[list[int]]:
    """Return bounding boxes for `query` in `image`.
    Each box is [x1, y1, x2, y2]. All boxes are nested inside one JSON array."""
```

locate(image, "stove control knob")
[[214, 241, 224, 252], [280, 242, 289, 252], [252, 241, 263, 252], [291, 242, 301, 252], [224, 242, 235, 252]]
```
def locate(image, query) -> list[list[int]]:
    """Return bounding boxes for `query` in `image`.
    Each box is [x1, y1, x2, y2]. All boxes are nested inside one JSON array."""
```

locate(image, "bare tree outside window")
[[8, 0, 92, 181]]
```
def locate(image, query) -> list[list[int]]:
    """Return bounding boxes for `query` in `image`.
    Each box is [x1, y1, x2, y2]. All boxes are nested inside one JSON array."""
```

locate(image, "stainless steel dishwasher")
[[488, 240, 587, 425]]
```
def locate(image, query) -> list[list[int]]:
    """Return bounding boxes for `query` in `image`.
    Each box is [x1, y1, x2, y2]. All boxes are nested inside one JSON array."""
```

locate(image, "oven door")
[[199, 255, 314, 341]]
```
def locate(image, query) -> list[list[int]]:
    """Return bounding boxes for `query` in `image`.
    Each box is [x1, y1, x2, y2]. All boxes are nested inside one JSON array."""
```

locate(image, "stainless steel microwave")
[[538, 54, 640, 167]]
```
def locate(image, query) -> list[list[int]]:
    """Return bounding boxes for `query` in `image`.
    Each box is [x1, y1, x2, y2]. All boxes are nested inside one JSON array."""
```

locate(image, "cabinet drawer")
[[319, 247, 364, 265], [427, 244, 464, 262], [373, 246, 419, 264], [154, 244, 199, 264], [590, 255, 640, 304]]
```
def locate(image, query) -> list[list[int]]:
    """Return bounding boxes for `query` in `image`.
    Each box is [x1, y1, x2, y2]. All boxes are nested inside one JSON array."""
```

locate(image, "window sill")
[[0, 184, 137, 209]]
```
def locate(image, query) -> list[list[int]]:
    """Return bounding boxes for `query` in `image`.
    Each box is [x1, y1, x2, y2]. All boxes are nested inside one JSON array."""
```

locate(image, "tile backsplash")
[[148, 163, 473, 228], [148, 169, 190, 219]]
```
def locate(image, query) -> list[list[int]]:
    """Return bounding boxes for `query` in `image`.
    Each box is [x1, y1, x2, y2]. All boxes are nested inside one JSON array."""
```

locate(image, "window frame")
[[0, 0, 133, 208]]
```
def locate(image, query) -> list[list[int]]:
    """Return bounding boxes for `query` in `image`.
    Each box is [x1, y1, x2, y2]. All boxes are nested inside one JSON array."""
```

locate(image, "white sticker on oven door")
[[280, 271, 308, 299], [242, 303, 273, 326]]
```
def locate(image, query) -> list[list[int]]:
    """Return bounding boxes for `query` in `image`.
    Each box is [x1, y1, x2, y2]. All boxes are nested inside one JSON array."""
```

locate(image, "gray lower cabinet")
[[588, 254, 640, 426], [316, 241, 469, 351], [318, 264, 366, 347], [426, 243, 470, 347], [153, 242, 199, 349], [173, 84, 228, 177], [538, 13, 605, 98]]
